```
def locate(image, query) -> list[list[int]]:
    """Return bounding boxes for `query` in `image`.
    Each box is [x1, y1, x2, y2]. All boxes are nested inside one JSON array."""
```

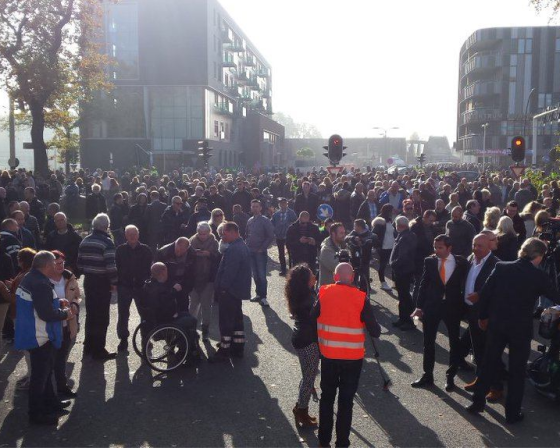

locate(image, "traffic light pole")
[[532, 106, 560, 167]]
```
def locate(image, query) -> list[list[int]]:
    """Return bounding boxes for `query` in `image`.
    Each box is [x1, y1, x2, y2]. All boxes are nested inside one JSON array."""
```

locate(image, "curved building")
[[457, 27, 560, 165]]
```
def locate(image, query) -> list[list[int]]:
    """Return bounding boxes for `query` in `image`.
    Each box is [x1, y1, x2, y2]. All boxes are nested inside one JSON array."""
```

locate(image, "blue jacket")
[[271, 208, 297, 239], [215, 237, 251, 300], [378, 191, 404, 211], [14, 269, 68, 350]]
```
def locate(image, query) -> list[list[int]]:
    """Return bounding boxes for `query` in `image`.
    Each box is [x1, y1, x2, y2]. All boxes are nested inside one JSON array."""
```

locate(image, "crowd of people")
[[0, 164, 559, 443]]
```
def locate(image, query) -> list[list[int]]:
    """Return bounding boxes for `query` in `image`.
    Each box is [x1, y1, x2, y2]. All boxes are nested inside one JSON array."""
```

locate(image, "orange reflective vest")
[[317, 283, 366, 360]]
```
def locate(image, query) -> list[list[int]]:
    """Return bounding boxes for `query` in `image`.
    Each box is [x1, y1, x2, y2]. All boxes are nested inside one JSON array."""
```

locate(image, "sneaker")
[[250, 296, 261, 303], [380, 282, 391, 291], [260, 298, 270, 307], [16, 377, 30, 390]]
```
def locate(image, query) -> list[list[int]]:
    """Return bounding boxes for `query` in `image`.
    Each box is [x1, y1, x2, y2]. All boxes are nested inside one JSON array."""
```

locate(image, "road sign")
[[8, 157, 20, 168], [317, 204, 334, 222], [510, 165, 526, 179], [326, 166, 343, 175]]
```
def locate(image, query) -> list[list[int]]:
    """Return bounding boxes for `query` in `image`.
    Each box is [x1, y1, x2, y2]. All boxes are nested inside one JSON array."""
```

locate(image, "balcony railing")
[[244, 56, 255, 67], [256, 68, 269, 78], [221, 28, 233, 44], [222, 56, 236, 68], [461, 52, 503, 78], [213, 102, 233, 115], [460, 81, 499, 102]]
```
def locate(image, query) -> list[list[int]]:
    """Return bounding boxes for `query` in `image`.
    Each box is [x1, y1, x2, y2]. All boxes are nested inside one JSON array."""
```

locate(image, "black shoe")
[[506, 412, 524, 424], [399, 322, 415, 331], [411, 374, 434, 388], [445, 377, 456, 392], [466, 401, 485, 414], [92, 350, 117, 361], [51, 400, 72, 411], [208, 348, 231, 364], [458, 360, 474, 372], [118, 340, 128, 352], [392, 320, 404, 327], [29, 413, 59, 426], [58, 386, 77, 399]]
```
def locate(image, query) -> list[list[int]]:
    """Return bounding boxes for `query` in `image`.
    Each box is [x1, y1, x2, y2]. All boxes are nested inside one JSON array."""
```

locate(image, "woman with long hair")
[[520, 201, 544, 238], [285, 264, 319, 428], [483, 206, 501, 231], [209, 208, 225, 240], [494, 216, 518, 261], [50, 250, 82, 398]]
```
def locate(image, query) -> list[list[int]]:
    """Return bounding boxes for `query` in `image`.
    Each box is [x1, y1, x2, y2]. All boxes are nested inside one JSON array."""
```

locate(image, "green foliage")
[[296, 147, 315, 158], [273, 112, 322, 139], [0, 0, 112, 175]]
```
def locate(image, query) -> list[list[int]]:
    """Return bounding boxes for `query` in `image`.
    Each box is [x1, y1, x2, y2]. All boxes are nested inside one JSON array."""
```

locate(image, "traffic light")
[[198, 140, 213, 167], [323, 134, 347, 165], [417, 153, 426, 167], [511, 136, 525, 163]]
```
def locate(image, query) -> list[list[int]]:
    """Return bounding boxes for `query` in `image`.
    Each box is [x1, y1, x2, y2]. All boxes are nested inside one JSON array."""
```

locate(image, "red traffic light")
[[513, 138, 523, 147], [511, 136, 525, 163]]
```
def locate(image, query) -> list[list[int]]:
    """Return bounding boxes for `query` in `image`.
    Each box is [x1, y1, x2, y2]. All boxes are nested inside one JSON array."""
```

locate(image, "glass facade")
[[106, 1, 139, 80]]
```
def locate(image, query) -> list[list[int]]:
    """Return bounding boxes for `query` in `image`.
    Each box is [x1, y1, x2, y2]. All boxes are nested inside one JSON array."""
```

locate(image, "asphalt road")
[[1, 248, 560, 447]]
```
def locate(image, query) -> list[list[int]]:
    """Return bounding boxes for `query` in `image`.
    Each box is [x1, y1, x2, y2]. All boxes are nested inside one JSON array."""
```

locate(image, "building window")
[[214, 120, 219, 137], [517, 39, 525, 54], [106, 2, 139, 80], [150, 87, 188, 152]]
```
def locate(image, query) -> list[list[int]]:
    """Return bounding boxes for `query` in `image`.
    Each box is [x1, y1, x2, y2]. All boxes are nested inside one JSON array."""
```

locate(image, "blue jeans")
[[250, 251, 268, 298]]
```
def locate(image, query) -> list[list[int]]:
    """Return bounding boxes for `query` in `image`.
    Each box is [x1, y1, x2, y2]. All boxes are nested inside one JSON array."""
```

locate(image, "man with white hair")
[[77, 213, 117, 360], [389, 216, 417, 331], [115, 225, 153, 352]]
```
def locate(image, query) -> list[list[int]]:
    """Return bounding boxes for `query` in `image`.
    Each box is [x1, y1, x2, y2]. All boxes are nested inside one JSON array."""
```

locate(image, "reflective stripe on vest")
[[317, 283, 367, 360]]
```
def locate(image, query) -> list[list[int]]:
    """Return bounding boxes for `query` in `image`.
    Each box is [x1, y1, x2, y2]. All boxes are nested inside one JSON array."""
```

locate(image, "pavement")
[[1, 248, 560, 447]]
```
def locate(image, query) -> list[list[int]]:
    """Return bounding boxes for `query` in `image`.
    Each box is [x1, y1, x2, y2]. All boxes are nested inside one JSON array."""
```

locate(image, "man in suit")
[[460, 233, 501, 397], [467, 237, 559, 424], [411, 234, 469, 391]]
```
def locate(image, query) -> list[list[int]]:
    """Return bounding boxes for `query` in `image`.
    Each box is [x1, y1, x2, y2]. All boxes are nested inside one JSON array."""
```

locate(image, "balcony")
[[222, 56, 236, 68], [461, 52, 503, 78], [262, 89, 271, 99], [238, 72, 249, 84], [221, 28, 233, 44], [227, 40, 245, 53], [225, 85, 239, 97], [463, 29, 501, 53], [256, 68, 269, 78], [459, 108, 503, 126], [248, 77, 260, 90], [239, 92, 252, 102], [244, 56, 255, 67], [213, 102, 233, 116], [460, 81, 500, 102]]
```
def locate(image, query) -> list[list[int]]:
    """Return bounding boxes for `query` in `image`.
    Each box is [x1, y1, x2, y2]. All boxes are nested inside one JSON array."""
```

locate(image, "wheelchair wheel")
[[132, 322, 146, 359], [145, 325, 189, 373]]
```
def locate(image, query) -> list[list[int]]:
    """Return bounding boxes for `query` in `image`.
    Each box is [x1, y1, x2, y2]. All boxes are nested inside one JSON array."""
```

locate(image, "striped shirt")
[[77, 229, 117, 284]]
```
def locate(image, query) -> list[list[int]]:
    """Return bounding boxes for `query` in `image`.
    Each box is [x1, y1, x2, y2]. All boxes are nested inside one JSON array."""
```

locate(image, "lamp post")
[[481, 123, 489, 173], [372, 126, 399, 164]]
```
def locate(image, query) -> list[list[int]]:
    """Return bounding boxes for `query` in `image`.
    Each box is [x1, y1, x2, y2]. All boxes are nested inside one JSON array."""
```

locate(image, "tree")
[[296, 147, 315, 158], [531, 0, 560, 19], [0, 0, 110, 177], [273, 112, 323, 139]]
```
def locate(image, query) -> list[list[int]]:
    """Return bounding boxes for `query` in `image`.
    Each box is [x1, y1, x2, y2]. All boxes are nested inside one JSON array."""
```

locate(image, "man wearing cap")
[[271, 198, 297, 276]]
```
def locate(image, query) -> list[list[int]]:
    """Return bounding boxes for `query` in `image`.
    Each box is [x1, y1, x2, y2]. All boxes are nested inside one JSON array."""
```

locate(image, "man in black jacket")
[[45, 212, 82, 274], [411, 234, 469, 391], [85, 184, 107, 226], [231, 180, 252, 214], [410, 211, 436, 304], [295, 181, 320, 218], [1, 218, 22, 271], [115, 225, 153, 352], [467, 238, 560, 423], [286, 211, 321, 272], [389, 216, 417, 331], [356, 190, 379, 224], [463, 200, 482, 233], [145, 191, 167, 254], [446, 206, 476, 257], [160, 196, 191, 246], [156, 237, 195, 312]]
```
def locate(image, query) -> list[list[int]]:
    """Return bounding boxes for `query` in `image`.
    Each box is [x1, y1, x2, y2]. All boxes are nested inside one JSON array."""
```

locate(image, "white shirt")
[[438, 253, 456, 285], [464, 252, 491, 305], [382, 222, 395, 250]]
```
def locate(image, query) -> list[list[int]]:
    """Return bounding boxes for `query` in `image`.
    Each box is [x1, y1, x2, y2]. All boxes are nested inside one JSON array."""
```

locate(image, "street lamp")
[[481, 123, 489, 173], [372, 126, 399, 163]]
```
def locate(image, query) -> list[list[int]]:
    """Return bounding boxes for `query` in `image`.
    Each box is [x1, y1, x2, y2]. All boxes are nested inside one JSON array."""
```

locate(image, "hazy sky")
[[218, 0, 553, 142], [0, 0, 554, 148]]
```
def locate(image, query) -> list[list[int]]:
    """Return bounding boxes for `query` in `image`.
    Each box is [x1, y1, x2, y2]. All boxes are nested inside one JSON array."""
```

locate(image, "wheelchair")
[[132, 321, 190, 373]]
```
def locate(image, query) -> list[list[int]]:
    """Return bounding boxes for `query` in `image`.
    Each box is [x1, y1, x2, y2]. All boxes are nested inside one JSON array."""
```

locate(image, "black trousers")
[[29, 342, 58, 417], [218, 291, 245, 353], [394, 272, 414, 324], [276, 239, 287, 273], [54, 328, 72, 389], [319, 357, 363, 448], [378, 249, 392, 283], [422, 304, 462, 377], [473, 327, 531, 418], [84, 275, 112, 355], [117, 285, 142, 341]]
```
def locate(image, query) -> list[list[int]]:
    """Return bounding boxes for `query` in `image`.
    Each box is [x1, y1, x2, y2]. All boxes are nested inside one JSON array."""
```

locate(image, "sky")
[[0, 0, 555, 159], [217, 0, 553, 142]]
